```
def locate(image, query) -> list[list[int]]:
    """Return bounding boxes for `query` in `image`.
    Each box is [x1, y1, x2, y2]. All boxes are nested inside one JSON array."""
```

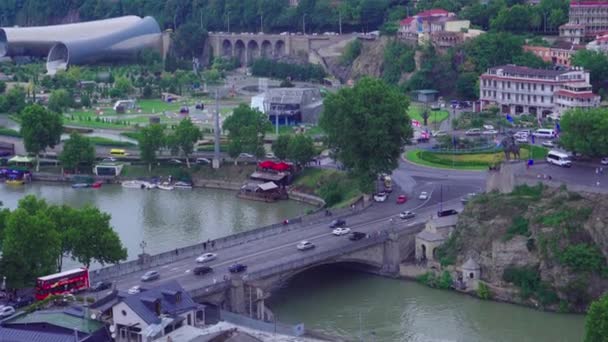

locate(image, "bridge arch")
[[261, 40, 272, 59], [247, 40, 259, 65], [274, 40, 286, 57], [221, 39, 232, 58], [234, 39, 246, 66]]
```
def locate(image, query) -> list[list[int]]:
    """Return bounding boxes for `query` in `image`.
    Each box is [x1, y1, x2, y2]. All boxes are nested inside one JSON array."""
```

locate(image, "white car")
[[483, 124, 495, 130], [297, 240, 315, 251], [482, 129, 499, 135], [432, 130, 447, 137], [374, 192, 388, 202], [542, 141, 555, 148], [515, 136, 528, 143], [332, 227, 351, 236], [399, 211, 415, 220], [517, 130, 531, 136], [238, 153, 255, 159], [465, 128, 481, 136], [265, 152, 276, 159], [0, 306, 15, 318], [196, 253, 217, 263], [601, 157, 608, 165], [419, 191, 429, 200], [128, 285, 141, 294]]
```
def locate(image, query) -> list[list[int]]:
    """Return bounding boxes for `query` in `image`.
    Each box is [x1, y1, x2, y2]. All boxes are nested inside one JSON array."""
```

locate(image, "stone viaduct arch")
[[210, 33, 298, 66]]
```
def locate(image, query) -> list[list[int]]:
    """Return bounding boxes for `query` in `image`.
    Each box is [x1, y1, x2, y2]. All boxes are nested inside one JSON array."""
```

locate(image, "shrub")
[[558, 244, 605, 273], [511, 183, 544, 200], [477, 282, 492, 300], [503, 216, 530, 241], [341, 39, 362, 65], [503, 266, 540, 299], [437, 271, 453, 289]]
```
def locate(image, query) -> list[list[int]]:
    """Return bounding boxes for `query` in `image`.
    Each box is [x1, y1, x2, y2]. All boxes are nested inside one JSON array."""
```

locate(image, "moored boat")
[[121, 180, 149, 189], [5, 178, 24, 186], [174, 181, 193, 189], [71, 183, 90, 188], [158, 182, 174, 191], [91, 181, 103, 188]]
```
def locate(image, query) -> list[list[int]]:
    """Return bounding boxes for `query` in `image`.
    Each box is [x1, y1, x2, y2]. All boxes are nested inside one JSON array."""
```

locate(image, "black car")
[[9, 296, 34, 309], [349, 232, 367, 241], [329, 219, 346, 229], [195, 103, 205, 110], [437, 209, 458, 217], [91, 281, 112, 292], [193, 266, 213, 276], [229, 263, 247, 273]]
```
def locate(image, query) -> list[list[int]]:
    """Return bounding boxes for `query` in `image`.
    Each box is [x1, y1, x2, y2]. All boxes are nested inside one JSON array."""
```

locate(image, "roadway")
[[102, 173, 483, 295]]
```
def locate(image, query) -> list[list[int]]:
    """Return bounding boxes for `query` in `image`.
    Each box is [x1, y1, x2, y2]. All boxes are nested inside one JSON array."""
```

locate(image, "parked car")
[[432, 130, 447, 137], [179, 106, 189, 114], [517, 130, 531, 136], [91, 281, 112, 292], [374, 192, 388, 202], [349, 232, 367, 241], [483, 124, 495, 130], [601, 157, 608, 165], [297, 240, 315, 251], [193, 266, 213, 276], [238, 153, 255, 159], [128, 285, 141, 294], [196, 157, 211, 165], [265, 152, 276, 159], [168, 159, 183, 165], [333, 227, 352, 236], [0, 306, 15, 318], [542, 141, 556, 148], [141, 270, 160, 282], [329, 219, 346, 228], [229, 263, 247, 273], [102, 157, 117, 163], [482, 129, 499, 135], [515, 136, 528, 143], [396, 195, 407, 204], [465, 128, 481, 136], [437, 209, 458, 217], [196, 253, 217, 263], [400, 211, 415, 220], [419, 191, 429, 200]]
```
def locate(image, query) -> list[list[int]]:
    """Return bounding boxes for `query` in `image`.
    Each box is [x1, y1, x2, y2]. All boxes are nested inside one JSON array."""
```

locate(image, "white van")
[[533, 128, 555, 139], [546, 150, 572, 167]]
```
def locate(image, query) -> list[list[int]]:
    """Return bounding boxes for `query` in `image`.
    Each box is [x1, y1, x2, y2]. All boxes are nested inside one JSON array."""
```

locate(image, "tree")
[[65, 206, 127, 268], [320, 77, 412, 191], [47, 88, 72, 113], [272, 135, 292, 160], [167, 118, 201, 168], [559, 108, 608, 157], [456, 72, 479, 100], [59, 133, 95, 172], [287, 134, 315, 166], [20, 104, 63, 171], [173, 22, 208, 59], [114, 77, 133, 98], [571, 50, 608, 93], [0, 86, 26, 114], [0, 81, 5, 94], [138, 124, 166, 172], [223, 104, 271, 159], [585, 293, 608, 342]]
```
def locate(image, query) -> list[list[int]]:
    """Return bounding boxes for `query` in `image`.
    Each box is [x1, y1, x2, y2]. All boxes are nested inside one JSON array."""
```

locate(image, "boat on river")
[[91, 181, 103, 189], [121, 180, 151, 189], [5, 178, 24, 186], [158, 182, 174, 191], [71, 183, 90, 189], [174, 181, 193, 189]]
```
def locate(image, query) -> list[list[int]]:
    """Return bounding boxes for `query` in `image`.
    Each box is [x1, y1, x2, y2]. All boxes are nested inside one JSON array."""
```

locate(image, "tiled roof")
[[488, 65, 566, 78], [571, 1, 608, 6], [0, 327, 86, 342], [122, 280, 198, 325], [555, 90, 598, 99], [5, 308, 103, 334], [400, 8, 452, 25]]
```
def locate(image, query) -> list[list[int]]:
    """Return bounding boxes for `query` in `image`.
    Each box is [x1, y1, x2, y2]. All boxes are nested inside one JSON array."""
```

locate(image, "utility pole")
[[339, 11, 342, 35], [227, 13, 231, 34], [260, 13, 263, 33], [213, 89, 221, 169], [303, 13, 307, 34]]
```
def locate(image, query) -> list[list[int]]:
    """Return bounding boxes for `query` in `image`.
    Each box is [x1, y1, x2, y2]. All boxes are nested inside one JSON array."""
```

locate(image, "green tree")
[[559, 108, 608, 157], [138, 124, 166, 172], [223, 104, 271, 159], [81, 94, 91, 108], [320, 77, 412, 191], [571, 50, 608, 93], [0, 81, 6, 94], [167, 118, 201, 168], [47, 88, 73, 113], [287, 134, 315, 166], [20, 104, 63, 171], [0, 86, 26, 114], [382, 41, 416, 85], [272, 135, 292, 160], [173, 22, 208, 59], [114, 77, 133, 98], [456, 72, 479, 100], [65, 206, 127, 268], [59, 133, 95, 172], [585, 293, 608, 342]]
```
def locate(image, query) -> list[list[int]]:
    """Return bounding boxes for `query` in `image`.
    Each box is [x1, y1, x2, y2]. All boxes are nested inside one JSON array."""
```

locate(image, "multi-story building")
[[399, 9, 456, 40], [523, 41, 584, 67], [479, 65, 599, 117], [399, 9, 484, 48], [560, 1, 608, 43]]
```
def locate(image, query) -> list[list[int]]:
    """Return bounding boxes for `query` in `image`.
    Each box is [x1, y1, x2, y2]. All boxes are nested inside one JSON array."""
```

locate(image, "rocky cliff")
[[439, 183, 608, 312]]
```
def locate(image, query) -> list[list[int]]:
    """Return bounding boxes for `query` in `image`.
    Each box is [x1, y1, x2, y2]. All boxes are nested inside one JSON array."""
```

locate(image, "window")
[[122, 310, 127, 316]]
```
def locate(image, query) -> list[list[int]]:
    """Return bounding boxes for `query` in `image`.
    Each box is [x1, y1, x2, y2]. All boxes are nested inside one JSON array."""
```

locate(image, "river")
[[268, 266, 585, 342], [0, 182, 311, 268]]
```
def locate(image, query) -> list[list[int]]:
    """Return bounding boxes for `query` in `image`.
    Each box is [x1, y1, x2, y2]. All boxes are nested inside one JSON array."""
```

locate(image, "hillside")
[[438, 184, 608, 312]]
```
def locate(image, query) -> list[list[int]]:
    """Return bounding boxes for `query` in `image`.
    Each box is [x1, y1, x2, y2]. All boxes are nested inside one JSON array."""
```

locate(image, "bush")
[[319, 181, 344, 207], [511, 183, 544, 200], [503, 266, 540, 299], [341, 40, 362, 65], [558, 244, 605, 273], [437, 271, 453, 289], [251, 59, 326, 82], [503, 216, 530, 241], [477, 282, 492, 300]]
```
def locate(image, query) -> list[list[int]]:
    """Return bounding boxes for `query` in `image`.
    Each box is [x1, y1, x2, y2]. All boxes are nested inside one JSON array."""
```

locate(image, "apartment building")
[[523, 41, 584, 67], [479, 65, 599, 117], [560, 1, 608, 43]]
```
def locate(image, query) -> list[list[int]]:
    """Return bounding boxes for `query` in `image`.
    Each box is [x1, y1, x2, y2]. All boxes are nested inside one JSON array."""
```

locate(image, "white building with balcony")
[[479, 64, 599, 117]]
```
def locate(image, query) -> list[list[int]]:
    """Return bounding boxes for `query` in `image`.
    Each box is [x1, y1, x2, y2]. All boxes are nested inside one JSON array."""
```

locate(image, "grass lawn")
[[409, 105, 449, 125], [137, 99, 181, 113], [292, 168, 362, 208], [405, 145, 548, 170]]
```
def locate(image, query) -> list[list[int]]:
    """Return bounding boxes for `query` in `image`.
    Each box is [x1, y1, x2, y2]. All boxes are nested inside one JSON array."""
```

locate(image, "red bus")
[[35, 267, 90, 300]]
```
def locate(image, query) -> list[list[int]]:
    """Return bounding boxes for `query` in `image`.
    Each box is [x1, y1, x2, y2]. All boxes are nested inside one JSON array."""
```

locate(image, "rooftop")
[[266, 88, 322, 105], [400, 8, 453, 25], [5, 307, 103, 334], [487, 65, 566, 78]]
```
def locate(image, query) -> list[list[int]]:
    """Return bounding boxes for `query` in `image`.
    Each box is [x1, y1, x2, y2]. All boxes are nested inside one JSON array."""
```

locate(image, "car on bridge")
[[399, 211, 415, 220], [349, 232, 367, 241], [196, 253, 217, 263], [91, 281, 112, 292], [0, 306, 15, 318], [141, 270, 160, 282], [297, 240, 315, 251], [374, 192, 388, 202], [333, 227, 351, 236], [229, 263, 247, 273], [329, 219, 346, 229], [194, 266, 213, 276], [437, 209, 458, 217], [128, 285, 141, 294], [396, 195, 407, 204], [418, 191, 429, 200]]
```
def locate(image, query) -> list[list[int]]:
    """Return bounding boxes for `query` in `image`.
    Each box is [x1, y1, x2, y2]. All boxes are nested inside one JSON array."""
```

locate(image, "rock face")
[[441, 184, 608, 312]]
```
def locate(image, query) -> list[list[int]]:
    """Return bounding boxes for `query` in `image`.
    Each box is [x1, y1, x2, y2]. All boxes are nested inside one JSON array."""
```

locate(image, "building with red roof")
[[398, 9, 456, 38]]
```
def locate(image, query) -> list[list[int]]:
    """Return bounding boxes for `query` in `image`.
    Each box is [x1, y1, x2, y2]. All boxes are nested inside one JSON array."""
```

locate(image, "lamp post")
[[139, 240, 147, 255], [302, 13, 307, 35], [226, 12, 231, 34]]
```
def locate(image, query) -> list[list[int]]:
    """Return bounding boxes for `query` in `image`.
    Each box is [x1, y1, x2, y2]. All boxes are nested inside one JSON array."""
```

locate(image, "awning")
[[8, 155, 33, 163], [259, 160, 275, 169], [272, 162, 291, 171], [258, 182, 278, 191]]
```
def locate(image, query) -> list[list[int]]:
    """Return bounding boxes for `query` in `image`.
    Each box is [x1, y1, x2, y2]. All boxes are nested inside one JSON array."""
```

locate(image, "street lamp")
[[302, 13, 307, 35], [139, 240, 147, 255]]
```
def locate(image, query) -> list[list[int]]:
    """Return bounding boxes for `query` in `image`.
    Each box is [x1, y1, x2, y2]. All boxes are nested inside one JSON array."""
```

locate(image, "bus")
[[110, 149, 127, 157], [384, 175, 392, 193], [35, 267, 90, 300]]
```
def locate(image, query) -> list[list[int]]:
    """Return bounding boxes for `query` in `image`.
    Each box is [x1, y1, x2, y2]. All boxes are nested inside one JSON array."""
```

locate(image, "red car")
[[396, 195, 407, 204]]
